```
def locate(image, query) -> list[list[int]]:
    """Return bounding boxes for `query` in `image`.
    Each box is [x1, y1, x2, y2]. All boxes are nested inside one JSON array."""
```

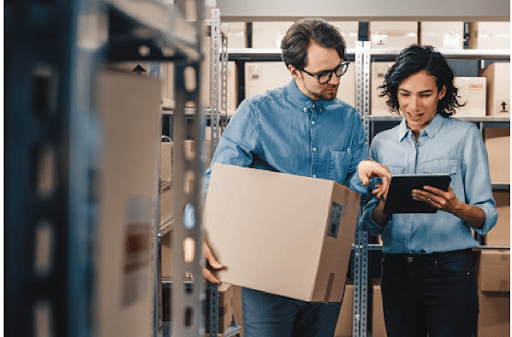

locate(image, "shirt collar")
[[398, 113, 446, 141], [285, 79, 325, 113]]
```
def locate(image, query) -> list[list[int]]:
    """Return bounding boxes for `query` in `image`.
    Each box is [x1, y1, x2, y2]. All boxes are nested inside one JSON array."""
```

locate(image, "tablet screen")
[[383, 174, 451, 214]]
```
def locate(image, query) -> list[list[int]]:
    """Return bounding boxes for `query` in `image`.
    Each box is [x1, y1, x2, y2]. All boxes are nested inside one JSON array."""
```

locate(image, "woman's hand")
[[411, 185, 486, 229]]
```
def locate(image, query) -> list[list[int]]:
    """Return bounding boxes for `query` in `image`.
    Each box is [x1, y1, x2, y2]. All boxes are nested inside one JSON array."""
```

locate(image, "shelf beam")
[[217, 0, 509, 21]]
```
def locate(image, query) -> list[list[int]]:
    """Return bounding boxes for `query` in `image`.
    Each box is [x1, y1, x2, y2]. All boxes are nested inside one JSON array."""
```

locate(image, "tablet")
[[383, 174, 451, 214]]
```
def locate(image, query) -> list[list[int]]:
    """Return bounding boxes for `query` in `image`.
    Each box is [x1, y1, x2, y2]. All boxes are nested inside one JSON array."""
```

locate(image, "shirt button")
[[313, 148, 317, 152], [319, 108, 323, 112], [311, 121, 315, 125], [407, 256, 413, 263], [313, 174, 317, 178], [303, 107, 307, 112]]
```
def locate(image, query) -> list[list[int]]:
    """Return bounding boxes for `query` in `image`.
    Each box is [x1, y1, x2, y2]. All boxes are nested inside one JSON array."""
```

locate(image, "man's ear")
[[289, 65, 301, 80]]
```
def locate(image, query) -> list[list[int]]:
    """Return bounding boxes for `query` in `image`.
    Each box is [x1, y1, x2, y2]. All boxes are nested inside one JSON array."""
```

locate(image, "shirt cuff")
[[471, 203, 499, 236]]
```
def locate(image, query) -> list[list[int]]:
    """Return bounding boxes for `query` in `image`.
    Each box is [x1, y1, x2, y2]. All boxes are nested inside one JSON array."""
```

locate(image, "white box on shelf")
[[369, 22, 418, 50], [420, 21, 464, 50], [370, 62, 394, 116], [479, 62, 510, 116], [468, 22, 511, 50], [453, 77, 486, 117]]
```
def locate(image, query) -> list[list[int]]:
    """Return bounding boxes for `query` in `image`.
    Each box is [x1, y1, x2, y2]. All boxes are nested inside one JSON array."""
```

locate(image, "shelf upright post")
[[210, 8, 222, 154], [171, 0, 206, 336], [5, 0, 106, 336], [353, 40, 371, 337], [220, 22, 229, 129]]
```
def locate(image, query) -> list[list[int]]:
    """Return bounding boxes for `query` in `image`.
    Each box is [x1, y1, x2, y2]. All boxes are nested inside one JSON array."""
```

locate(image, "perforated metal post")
[[170, 0, 205, 336], [353, 41, 371, 337], [209, 8, 222, 152]]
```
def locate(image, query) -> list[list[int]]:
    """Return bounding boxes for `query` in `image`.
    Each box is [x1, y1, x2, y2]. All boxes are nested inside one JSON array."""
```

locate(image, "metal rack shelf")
[[369, 48, 511, 60], [227, 47, 358, 60], [108, 0, 201, 61]]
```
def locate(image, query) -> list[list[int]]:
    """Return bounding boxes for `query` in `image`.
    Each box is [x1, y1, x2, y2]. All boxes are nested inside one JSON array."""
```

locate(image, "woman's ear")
[[438, 85, 447, 100]]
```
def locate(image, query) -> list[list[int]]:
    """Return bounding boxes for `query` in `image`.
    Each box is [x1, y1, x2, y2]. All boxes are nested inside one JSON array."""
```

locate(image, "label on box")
[[497, 100, 510, 114], [123, 197, 151, 306], [327, 202, 344, 238]]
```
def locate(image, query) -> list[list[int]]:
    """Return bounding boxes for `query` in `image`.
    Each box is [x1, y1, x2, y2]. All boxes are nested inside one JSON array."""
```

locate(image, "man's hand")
[[357, 159, 391, 199], [203, 242, 224, 285]]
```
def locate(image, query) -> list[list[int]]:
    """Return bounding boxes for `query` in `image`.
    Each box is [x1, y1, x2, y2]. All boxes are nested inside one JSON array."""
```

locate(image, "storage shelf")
[[108, 0, 201, 61], [365, 244, 511, 251], [367, 115, 510, 126], [492, 183, 510, 191], [227, 48, 357, 60], [370, 49, 510, 60]]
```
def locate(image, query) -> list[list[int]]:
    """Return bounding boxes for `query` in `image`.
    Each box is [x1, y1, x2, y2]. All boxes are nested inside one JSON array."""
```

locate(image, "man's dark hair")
[[380, 45, 465, 117], [281, 18, 346, 70]]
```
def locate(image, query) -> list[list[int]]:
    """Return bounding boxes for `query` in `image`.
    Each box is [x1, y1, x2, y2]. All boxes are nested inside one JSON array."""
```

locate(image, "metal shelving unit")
[[6, 0, 206, 336]]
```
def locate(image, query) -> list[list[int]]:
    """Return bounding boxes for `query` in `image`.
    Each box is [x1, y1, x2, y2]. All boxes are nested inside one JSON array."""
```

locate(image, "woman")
[[359, 45, 498, 337]]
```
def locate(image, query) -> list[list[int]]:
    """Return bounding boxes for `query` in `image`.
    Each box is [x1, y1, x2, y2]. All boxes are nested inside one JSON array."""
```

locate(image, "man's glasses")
[[300, 60, 350, 85]]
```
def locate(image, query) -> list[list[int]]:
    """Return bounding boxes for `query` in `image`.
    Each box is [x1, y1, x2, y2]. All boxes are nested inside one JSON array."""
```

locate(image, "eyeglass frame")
[[300, 60, 350, 84]]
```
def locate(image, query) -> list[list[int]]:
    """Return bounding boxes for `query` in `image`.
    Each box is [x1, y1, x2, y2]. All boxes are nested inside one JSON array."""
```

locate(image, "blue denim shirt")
[[359, 114, 498, 254], [204, 79, 368, 191]]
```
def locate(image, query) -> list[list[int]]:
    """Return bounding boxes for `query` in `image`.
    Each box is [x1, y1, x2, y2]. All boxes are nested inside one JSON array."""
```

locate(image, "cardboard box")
[[334, 284, 353, 337], [477, 289, 510, 337], [484, 128, 510, 183], [329, 21, 360, 50], [484, 191, 510, 246], [160, 141, 173, 184], [205, 284, 243, 333], [372, 283, 387, 337], [223, 61, 239, 116], [245, 61, 292, 98], [226, 22, 247, 49], [468, 22, 511, 50], [161, 62, 174, 101], [369, 22, 418, 50], [161, 231, 172, 277], [204, 164, 361, 302], [453, 77, 486, 117], [479, 62, 510, 116], [95, 71, 160, 337], [420, 21, 464, 50], [371, 62, 394, 115], [245, 61, 356, 107], [476, 249, 510, 292], [160, 186, 173, 226], [252, 21, 294, 49]]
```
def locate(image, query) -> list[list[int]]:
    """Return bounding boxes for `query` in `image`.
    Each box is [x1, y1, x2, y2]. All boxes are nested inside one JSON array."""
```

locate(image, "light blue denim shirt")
[[204, 79, 368, 191], [359, 114, 498, 254]]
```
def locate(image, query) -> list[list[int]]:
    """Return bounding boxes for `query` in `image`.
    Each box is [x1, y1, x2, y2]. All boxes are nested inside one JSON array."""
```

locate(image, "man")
[[203, 18, 391, 337]]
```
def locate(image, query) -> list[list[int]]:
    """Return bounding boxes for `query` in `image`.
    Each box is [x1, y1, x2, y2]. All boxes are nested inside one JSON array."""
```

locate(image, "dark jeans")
[[380, 249, 479, 337], [241, 287, 343, 337]]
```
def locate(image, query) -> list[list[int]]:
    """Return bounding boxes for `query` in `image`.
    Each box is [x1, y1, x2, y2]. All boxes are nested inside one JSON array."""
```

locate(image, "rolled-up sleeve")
[[463, 126, 498, 235]]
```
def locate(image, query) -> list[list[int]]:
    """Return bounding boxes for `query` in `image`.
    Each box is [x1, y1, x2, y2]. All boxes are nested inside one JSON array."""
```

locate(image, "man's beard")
[[304, 82, 339, 101]]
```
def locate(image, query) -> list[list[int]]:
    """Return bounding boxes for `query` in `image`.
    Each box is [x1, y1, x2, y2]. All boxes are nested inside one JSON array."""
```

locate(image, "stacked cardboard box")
[[252, 21, 294, 49], [204, 163, 361, 302], [334, 284, 353, 337], [226, 22, 247, 49], [95, 71, 161, 337], [372, 282, 387, 337], [245, 61, 356, 107], [370, 62, 394, 115], [468, 22, 511, 50], [484, 128, 510, 183], [205, 283, 243, 333], [453, 77, 486, 117], [476, 249, 510, 337], [369, 22, 418, 50], [419, 22, 464, 50], [484, 191, 511, 246], [479, 62, 510, 116], [329, 21, 360, 50]]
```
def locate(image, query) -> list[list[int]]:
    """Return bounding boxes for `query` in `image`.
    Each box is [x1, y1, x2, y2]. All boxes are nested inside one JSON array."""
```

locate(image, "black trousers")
[[380, 249, 479, 337]]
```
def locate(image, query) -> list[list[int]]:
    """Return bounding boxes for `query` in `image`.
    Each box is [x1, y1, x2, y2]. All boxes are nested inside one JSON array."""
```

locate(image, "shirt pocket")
[[386, 165, 405, 175], [418, 159, 458, 178], [330, 150, 351, 183]]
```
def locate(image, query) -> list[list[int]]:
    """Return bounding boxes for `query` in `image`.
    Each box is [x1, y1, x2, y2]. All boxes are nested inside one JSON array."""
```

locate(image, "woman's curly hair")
[[379, 45, 465, 117]]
